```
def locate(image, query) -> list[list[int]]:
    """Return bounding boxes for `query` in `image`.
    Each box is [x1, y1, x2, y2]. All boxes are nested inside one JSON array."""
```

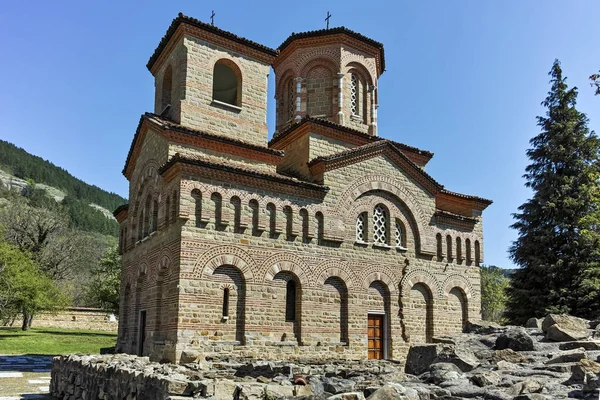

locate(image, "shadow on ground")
[[0, 354, 54, 372]]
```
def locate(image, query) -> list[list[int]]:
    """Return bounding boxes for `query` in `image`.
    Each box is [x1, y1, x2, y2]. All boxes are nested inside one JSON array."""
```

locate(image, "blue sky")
[[1, 1, 599, 269]]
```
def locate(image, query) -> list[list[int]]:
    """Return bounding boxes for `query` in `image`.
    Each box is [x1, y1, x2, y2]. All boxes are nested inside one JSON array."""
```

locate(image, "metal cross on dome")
[[210, 10, 215, 26], [325, 11, 332, 29]]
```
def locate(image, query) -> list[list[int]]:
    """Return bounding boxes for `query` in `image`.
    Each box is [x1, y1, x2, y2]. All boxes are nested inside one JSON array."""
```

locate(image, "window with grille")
[[395, 220, 406, 248], [373, 205, 387, 245], [351, 74, 359, 116], [288, 80, 295, 121], [356, 213, 366, 242]]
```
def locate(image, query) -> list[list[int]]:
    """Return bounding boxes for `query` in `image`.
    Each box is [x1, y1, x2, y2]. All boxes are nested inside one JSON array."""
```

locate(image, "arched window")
[[267, 203, 277, 238], [143, 195, 151, 237], [465, 239, 472, 262], [161, 65, 173, 112], [436, 233, 443, 259], [211, 193, 222, 227], [192, 189, 202, 228], [249, 199, 260, 236], [152, 199, 158, 232], [284, 206, 293, 240], [165, 195, 171, 227], [356, 212, 366, 243], [446, 235, 453, 259], [299, 208, 309, 241], [222, 288, 230, 318], [315, 211, 324, 241], [231, 196, 241, 233], [212, 60, 241, 107], [171, 190, 177, 222], [456, 237, 462, 260], [287, 79, 295, 122], [285, 280, 297, 321], [475, 241, 481, 264], [137, 210, 143, 241], [350, 74, 360, 116], [395, 219, 406, 248], [373, 204, 387, 245]]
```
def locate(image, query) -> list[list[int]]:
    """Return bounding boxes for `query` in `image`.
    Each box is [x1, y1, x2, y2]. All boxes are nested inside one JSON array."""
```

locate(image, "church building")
[[114, 13, 492, 363]]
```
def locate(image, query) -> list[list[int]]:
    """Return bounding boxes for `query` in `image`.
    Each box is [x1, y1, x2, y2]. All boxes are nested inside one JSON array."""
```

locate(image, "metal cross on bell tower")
[[325, 11, 332, 29], [210, 10, 215, 26]]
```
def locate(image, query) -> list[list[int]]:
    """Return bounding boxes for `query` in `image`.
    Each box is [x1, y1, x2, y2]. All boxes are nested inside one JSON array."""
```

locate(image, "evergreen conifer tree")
[[507, 60, 600, 324]]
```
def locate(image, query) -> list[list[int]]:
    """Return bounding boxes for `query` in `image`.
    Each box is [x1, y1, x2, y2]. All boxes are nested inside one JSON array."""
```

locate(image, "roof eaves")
[[147, 13, 278, 72], [159, 154, 329, 192]]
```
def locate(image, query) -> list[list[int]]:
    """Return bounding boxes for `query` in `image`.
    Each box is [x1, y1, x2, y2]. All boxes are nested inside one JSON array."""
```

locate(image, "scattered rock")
[[559, 341, 600, 351], [405, 344, 479, 375], [546, 323, 589, 342], [545, 348, 587, 364], [508, 379, 543, 396], [542, 314, 588, 332], [465, 320, 503, 334], [495, 328, 535, 351], [472, 371, 500, 387], [366, 383, 419, 400], [322, 377, 356, 395], [492, 348, 528, 364], [569, 359, 600, 383], [525, 318, 543, 329], [426, 363, 463, 385], [179, 350, 203, 364], [329, 393, 365, 400], [265, 383, 294, 398]]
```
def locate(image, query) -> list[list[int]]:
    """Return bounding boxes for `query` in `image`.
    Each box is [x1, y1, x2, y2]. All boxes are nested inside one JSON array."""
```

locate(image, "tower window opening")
[[222, 288, 230, 318], [351, 74, 359, 116], [213, 61, 241, 107]]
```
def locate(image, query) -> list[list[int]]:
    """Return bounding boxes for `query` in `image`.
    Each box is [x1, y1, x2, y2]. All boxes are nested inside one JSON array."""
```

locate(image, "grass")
[[0, 327, 117, 355]]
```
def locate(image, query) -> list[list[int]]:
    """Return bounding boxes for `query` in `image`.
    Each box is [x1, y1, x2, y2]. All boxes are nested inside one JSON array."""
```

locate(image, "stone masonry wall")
[[179, 35, 271, 147], [118, 142, 483, 363], [25, 308, 117, 332]]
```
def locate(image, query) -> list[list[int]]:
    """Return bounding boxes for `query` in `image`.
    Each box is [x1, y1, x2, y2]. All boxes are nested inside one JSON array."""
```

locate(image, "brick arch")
[[181, 181, 210, 218], [297, 50, 340, 76], [261, 252, 312, 287], [341, 53, 378, 88], [276, 68, 297, 98], [335, 175, 432, 253], [191, 245, 256, 282], [442, 274, 475, 300], [313, 260, 359, 290], [345, 61, 373, 87], [400, 269, 443, 299], [132, 160, 160, 209], [359, 266, 398, 293]]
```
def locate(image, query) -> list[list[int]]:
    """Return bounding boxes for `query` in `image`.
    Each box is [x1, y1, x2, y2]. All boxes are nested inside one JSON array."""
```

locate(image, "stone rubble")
[[50, 314, 600, 400]]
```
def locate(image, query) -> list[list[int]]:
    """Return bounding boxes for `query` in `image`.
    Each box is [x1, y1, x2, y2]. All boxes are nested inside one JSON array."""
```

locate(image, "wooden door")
[[368, 314, 384, 360]]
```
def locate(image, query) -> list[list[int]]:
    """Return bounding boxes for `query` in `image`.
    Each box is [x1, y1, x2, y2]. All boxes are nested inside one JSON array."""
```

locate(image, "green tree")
[[590, 71, 600, 96], [507, 60, 600, 324], [0, 241, 69, 330], [480, 266, 510, 324], [86, 246, 121, 315]]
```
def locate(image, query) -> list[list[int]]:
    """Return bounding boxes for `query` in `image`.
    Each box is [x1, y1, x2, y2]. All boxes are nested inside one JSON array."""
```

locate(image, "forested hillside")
[[0, 139, 126, 211]]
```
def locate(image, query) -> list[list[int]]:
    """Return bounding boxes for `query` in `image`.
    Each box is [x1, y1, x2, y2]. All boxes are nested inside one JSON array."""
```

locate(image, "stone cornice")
[[148, 13, 277, 74], [123, 113, 282, 180], [308, 140, 442, 195], [159, 153, 328, 198], [275, 27, 385, 75], [434, 209, 477, 230], [113, 204, 129, 223], [269, 117, 433, 167]]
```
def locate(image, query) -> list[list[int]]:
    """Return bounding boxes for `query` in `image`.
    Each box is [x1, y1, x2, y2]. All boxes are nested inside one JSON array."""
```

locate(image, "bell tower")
[[272, 27, 385, 136], [147, 13, 277, 147]]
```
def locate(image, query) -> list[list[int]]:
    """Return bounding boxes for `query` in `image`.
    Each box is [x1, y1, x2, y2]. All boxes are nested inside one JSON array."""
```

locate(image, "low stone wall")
[[32, 307, 117, 331], [50, 353, 404, 400]]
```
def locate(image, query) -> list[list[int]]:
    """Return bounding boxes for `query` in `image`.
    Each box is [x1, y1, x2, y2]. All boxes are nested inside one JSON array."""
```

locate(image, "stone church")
[[114, 13, 492, 363]]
